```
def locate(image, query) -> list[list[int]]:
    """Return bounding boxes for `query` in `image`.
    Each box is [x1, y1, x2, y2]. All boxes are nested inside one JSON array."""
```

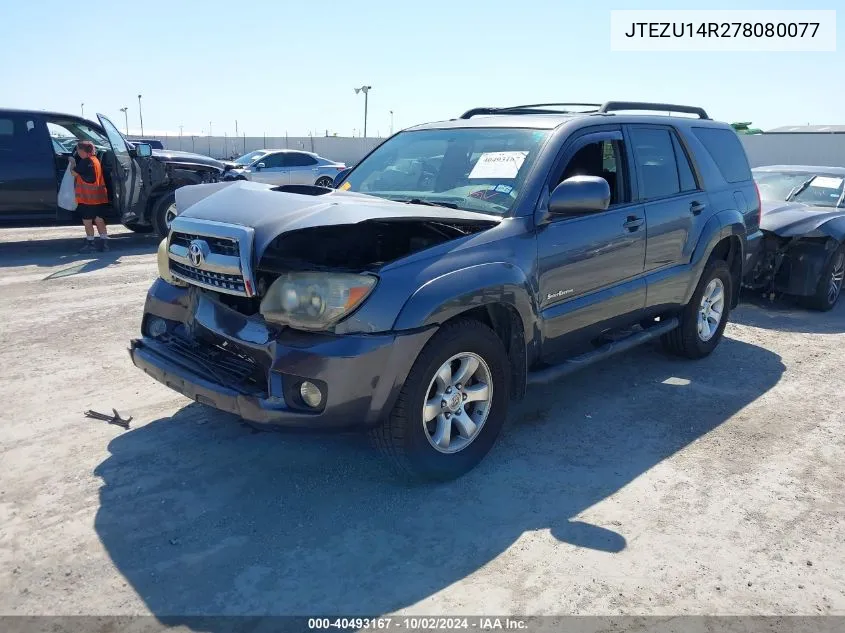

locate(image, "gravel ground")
[[0, 225, 843, 620]]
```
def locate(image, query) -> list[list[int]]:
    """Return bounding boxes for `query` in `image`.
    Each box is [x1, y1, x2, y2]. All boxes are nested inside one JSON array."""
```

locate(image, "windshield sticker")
[[494, 184, 514, 194], [811, 176, 843, 189], [339, 181, 352, 191], [468, 151, 528, 179]]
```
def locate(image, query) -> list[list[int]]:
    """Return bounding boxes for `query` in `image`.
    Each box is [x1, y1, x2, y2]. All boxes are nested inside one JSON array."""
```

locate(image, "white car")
[[223, 149, 347, 187]]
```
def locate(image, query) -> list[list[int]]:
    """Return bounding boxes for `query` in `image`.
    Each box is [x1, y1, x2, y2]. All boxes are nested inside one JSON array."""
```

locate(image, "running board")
[[526, 317, 679, 386]]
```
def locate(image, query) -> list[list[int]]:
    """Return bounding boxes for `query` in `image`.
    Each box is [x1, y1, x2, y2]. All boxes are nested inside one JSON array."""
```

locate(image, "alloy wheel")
[[697, 278, 725, 342], [421, 352, 493, 454]]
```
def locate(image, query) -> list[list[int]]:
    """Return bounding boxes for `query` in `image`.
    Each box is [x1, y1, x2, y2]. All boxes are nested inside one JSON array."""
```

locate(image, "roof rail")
[[459, 103, 601, 119], [598, 101, 710, 120]]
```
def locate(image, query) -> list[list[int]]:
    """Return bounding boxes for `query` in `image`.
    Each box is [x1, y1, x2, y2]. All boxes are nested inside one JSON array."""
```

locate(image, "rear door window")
[[284, 152, 318, 167], [629, 127, 680, 200], [692, 127, 752, 184]]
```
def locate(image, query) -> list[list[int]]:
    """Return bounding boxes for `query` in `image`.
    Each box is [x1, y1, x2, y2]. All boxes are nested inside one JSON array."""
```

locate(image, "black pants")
[[75, 203, 110, 221]]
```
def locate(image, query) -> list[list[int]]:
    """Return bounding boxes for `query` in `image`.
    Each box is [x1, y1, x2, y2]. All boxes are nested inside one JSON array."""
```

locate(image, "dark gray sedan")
[[745, 165, 845, 310]]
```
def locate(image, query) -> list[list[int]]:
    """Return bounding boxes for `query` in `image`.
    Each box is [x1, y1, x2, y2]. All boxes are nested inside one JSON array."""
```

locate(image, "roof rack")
[[459, 103, 601, 119], [458, 101, 709, 120], [598, 101, 710, 120]]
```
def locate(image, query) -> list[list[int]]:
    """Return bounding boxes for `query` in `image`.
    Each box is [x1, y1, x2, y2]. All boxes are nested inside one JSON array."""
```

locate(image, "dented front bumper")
[[130, 279, 435, 429]]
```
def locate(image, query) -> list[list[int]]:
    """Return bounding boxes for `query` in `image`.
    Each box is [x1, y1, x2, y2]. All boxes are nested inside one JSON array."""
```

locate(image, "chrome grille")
[[170, 232, 240, 257], [171, 262, 246, 293], [167, 217, 256, 298]]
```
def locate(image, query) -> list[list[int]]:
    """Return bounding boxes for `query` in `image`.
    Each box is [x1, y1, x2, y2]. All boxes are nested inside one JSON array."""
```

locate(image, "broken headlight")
[[259, 272, 377, 330], [157, 238, 187, 287]]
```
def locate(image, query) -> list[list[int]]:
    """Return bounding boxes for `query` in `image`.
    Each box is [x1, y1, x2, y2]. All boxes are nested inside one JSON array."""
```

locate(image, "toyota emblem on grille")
[[188, 240, 209, 267]]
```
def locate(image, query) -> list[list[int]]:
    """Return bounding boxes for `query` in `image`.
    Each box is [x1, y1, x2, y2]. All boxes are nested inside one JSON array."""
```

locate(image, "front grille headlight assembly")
[[259, 272, 377, 330]]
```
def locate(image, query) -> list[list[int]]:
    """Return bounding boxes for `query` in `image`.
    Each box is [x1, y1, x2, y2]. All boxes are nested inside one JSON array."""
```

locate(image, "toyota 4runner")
[[130, 101, 761, 481]]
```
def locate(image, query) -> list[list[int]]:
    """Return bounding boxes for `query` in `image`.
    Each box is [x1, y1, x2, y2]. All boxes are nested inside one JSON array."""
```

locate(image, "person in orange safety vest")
[[69, 140, 111, 253]]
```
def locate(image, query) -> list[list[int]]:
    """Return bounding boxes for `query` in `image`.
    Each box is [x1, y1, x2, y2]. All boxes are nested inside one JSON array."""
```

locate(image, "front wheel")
[[151, 192, 177, 237], [662, 259, 732, 359], [801, 244, 845, 312], [370, 319, 510, 481]]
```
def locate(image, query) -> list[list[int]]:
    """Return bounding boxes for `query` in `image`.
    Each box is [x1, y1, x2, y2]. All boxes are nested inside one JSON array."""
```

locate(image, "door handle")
[[690, 200, 706, 215], [623, 215, 644, 231]]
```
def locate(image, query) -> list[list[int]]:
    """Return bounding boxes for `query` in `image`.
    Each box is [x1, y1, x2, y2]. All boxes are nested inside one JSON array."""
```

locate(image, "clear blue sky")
[[0, 0, 840, 137]]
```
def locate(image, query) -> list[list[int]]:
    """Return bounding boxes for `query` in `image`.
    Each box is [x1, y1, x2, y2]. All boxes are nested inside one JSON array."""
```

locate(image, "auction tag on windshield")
[[812, 176, 843, 189], [339, 181, 352, 191], [468, 151, 528, 179]]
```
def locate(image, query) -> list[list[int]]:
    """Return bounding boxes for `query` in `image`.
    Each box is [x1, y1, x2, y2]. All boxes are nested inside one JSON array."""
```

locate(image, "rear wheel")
[[151, 192, 177, 237], [370, 319, 510, 481], [662, 259, 732, 359], [315, 176, 334, 188], [801, 244, 845, 312]]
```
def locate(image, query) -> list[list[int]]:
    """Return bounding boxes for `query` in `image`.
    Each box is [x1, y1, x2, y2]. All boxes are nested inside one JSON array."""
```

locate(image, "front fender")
[[683, 209, 746, 304], [393, 262, 539, 349]]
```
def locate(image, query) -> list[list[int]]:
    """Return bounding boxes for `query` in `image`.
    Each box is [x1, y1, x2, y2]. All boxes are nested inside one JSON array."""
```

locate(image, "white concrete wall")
[[149, 132, 845, 170], [740, 134, 845, 168], [154, 135, 384, 166]]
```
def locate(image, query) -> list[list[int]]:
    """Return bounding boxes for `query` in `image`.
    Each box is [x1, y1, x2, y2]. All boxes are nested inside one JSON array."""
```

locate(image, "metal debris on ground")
[[84, 408, 133, 429]]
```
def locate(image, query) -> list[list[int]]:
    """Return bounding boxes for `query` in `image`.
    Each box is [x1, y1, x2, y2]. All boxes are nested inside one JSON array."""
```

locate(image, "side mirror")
[[547, 175, 610, 217], [134, 143, 153, 158], [254, 162, 266, 171], [333, 168, 351, 188]]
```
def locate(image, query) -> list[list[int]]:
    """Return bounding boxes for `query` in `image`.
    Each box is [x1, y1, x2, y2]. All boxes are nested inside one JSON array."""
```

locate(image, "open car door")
[[97, 113, 142, 224]]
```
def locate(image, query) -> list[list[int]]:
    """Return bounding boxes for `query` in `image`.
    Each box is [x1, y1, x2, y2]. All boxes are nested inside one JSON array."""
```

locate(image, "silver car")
[[223, 149, 346, 187]]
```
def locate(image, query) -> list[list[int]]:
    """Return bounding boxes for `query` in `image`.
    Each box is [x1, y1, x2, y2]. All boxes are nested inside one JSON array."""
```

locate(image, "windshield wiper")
[[400, 198, 460, 210], [786, 176, 816, 202]]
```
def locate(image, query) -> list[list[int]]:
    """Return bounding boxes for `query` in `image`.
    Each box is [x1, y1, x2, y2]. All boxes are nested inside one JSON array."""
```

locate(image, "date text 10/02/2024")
[[307, 617, 528, 630]]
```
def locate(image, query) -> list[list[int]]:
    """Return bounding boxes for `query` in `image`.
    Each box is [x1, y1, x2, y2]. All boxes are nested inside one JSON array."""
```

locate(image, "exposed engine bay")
[[257, 218, 494, 274], [211, 218, 496, 317]]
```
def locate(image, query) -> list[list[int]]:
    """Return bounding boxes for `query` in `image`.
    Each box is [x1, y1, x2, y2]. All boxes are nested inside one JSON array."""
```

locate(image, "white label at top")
[[811, 176, 844, 189], [468, 151, 529, 179], [610, 10, 836, 52]]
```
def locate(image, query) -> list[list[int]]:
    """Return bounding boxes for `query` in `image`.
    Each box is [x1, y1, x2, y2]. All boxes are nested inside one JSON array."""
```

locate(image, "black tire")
[[370, 319, 510, 482], [151, 191, 176, 237], [800, 244, 845, 312], [122, 222, 154, 234], [315, 176, 334, 188], [661, 259, 732, 359]]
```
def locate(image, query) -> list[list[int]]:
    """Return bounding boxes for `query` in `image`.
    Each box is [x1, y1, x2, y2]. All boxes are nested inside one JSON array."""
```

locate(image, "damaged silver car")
[[744, 165, 845, 311]]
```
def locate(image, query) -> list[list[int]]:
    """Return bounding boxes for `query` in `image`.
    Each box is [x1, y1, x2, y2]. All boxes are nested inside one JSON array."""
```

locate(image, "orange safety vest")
[[74, 156, 110, 205]]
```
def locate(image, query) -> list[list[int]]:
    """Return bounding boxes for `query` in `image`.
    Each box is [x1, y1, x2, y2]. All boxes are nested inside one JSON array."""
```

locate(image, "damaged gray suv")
[[130, 101, 760, 481]]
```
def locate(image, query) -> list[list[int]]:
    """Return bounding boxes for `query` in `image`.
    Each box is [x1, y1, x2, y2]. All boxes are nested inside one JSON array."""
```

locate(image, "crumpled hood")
[[761, 199, 845, 239], [151, 149, 224, 170], [176, 180, 502, 258]]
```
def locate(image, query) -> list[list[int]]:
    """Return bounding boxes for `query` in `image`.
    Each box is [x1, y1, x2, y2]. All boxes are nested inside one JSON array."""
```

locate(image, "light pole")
[[390, 110, 394, 135], [119, 107, 129, 135], [208, 122, 212, 156], [179, 125, 184, 151], [354, 85, 372, 138], [137, 94, 144, 136], [81, 103, 84, 117]]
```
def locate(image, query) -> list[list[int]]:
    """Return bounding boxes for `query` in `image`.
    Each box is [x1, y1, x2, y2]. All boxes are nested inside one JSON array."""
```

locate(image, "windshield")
[[340, 127, 550, 214], [233, 150, 268, 166], [754, 170, 845, 208]]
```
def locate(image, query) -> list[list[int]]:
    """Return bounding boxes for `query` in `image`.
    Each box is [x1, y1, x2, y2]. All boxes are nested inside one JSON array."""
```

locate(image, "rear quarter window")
[[692, 127, 752, 184]]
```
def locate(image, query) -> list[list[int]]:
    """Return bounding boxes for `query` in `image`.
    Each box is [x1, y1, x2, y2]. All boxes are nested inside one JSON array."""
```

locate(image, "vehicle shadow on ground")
[[734, 292, 845, 334], [0, 233, 158, 270], [94, 336, 784, 624]]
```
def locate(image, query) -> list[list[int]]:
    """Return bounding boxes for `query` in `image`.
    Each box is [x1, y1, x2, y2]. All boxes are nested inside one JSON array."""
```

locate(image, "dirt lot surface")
[[0, 225, 843, 620]]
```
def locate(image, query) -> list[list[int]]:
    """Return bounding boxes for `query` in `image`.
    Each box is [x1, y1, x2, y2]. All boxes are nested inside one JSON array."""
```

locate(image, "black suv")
[[130, 101, 761, 481], [0, 109, 223, 235]]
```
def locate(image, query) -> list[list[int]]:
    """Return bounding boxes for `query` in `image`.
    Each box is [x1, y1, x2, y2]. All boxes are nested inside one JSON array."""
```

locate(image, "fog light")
[[148, 317, 168, 339], [299, 381, 323, 408]]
